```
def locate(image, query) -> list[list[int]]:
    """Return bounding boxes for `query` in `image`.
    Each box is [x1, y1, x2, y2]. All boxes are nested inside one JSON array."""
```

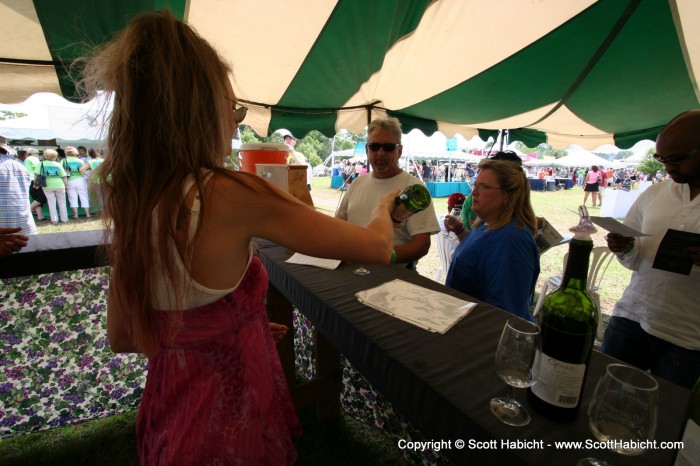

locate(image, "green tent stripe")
[[270, 0, 432, 133], [399, 0, 631, 125], [34, 0, 187, 102], [509, 128, 546, 148], [271, 111, 338, 140], [529, 0, 642, 126], [568, 0, 699, 133], [386, 111, 437, 137], [613, 126, 663, 150], [477, 129, 499, 143], [474, 129, 545, 149]]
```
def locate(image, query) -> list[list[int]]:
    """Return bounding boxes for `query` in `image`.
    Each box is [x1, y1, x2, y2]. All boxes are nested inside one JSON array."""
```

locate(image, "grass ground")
[[1, 176, 633, 463], [0, 408, 407, 465]]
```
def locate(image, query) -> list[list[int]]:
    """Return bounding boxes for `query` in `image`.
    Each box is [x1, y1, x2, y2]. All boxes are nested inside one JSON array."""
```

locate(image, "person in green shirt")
[[64, 147, 91, 218], [460, 193, 477, 231], [80, 148, 105, 211], [37, 149, 69, 224], [18, 148, 48, 220]]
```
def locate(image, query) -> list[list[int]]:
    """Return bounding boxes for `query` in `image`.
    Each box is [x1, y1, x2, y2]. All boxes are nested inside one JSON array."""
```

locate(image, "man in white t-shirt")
[[336, 117, 439, 268], [282, 132, 312, 191]]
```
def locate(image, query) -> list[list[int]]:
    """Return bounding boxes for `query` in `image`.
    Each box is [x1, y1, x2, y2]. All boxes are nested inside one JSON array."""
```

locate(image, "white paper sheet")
[[286, 253, 342, 270], [356, 279, 476, 333], [590, 216, 649, 237]]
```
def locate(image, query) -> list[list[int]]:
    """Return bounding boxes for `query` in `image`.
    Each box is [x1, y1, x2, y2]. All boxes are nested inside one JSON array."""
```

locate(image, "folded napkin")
[[286, 253, 342, 270], [356, 279, 476, 333]]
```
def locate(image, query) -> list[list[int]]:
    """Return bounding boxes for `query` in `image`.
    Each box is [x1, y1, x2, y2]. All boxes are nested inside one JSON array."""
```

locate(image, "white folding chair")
[[434, 233, 458, 284], [533, 246, 614, 340]]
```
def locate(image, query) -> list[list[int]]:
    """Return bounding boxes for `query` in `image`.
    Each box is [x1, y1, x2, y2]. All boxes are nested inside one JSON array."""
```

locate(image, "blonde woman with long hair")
[[444, 159, 540, 321], [81, 10, 395, 465]]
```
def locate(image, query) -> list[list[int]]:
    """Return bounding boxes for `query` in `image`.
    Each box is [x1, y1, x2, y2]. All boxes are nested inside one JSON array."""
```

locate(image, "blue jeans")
[[601, 316, 700, 390]]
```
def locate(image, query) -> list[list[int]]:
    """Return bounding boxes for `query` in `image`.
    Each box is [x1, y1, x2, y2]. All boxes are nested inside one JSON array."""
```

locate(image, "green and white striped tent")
[[2, 0, 698, 148]]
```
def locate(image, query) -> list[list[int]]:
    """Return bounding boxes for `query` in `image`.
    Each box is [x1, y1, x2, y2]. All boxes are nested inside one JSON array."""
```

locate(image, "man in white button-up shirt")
[[602, 110, 700, 389]]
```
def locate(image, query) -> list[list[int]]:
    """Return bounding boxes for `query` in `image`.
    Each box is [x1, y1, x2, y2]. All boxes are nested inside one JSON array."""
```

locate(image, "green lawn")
[[0, 408, 407, 465]]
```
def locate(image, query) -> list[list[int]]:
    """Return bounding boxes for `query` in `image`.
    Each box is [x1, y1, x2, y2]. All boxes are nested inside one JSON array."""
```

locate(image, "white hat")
[[278, 129, 296, 140]]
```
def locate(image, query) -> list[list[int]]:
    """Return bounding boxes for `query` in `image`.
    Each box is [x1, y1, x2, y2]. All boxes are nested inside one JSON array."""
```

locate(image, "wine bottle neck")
[[562, 239, 592, 289]]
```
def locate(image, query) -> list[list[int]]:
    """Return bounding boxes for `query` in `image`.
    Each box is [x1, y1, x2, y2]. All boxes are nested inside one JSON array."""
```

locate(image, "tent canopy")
[[549, 145, 614, 168], [0, 92, 106, 145], [1, 0, 698, 149]]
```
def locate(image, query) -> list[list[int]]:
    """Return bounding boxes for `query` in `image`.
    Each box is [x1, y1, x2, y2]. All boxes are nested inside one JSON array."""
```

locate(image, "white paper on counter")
[[356, 279, 476, 333], [286, 253, 342, 270]]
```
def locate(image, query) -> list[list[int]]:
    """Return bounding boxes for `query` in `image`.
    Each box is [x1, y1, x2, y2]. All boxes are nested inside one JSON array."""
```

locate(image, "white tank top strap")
[[184, 171, 215, 241]]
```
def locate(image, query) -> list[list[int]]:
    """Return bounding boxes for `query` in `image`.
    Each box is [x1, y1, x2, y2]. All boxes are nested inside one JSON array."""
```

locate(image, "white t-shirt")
[[613, 180, 700, 349], [336, 170, 440, 247]]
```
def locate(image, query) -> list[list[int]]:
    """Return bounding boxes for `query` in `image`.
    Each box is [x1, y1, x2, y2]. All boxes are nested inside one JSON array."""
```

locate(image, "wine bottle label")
[[676, 419, 700, 465], [530, 350, 586, 408]]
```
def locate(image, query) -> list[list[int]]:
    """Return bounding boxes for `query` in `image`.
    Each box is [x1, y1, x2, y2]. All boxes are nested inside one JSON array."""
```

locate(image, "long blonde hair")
[[79, 10, 276, 354], [473, 159, 537, 235]]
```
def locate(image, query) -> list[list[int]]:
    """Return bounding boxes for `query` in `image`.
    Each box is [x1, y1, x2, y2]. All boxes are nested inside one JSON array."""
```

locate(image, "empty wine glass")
[[490, 318, 540, 426], [578, 363, 659, 466]]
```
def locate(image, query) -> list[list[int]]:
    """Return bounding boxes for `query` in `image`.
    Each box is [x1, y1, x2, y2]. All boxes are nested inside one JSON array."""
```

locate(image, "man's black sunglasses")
[[367, 143, 401, 152], [652, 147, 699, 165]]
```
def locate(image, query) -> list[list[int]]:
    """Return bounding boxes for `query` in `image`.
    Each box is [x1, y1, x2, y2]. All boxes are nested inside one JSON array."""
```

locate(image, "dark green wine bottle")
[[527, 237, 599, 421], [391, 183, 431, 222], [674, 377, 700, 465]]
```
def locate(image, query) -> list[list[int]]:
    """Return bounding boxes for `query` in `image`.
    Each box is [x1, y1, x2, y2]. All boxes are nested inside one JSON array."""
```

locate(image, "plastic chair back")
[[434, 233, 458, 283]]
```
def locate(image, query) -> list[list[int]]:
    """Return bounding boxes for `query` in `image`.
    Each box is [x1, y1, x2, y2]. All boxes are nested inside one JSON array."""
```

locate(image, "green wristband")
[[391, 250, 397, 263]]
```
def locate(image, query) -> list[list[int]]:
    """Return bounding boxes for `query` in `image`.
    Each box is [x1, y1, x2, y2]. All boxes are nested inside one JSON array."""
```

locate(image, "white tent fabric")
[[0, 92, 107, 144], [2, 0, 698, 150], [550, 145, 614, 167], [623, 140, 657, 162]]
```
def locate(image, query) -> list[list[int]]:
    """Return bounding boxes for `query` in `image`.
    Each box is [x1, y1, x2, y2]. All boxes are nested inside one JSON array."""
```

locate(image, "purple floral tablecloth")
[[0, 268, 147, 438]]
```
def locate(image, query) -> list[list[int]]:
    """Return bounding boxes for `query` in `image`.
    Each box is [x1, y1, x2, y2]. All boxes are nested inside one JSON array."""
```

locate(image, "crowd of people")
[[0, 145, 104, 227], [1, 10, 699, 464]]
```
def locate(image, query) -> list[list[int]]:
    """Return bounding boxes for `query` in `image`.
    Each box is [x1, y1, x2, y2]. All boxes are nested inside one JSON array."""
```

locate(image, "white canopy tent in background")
[[549, 144, 616, 168], [623, 139, 657, 162], [0, 92, 108, 146]]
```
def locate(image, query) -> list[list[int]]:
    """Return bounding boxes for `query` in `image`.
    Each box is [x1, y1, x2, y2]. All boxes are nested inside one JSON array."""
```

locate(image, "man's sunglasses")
[[652, 147, 699, 165], [367, 143, 401, 152]]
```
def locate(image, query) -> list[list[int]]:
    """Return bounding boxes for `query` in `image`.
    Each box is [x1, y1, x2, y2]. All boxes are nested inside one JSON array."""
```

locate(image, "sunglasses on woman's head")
[[225, 96, 248, 124]]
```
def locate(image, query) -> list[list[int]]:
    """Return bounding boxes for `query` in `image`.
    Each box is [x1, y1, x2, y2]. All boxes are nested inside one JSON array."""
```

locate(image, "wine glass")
[[490, 318, 540, 426], [578, 363, 659, 466]]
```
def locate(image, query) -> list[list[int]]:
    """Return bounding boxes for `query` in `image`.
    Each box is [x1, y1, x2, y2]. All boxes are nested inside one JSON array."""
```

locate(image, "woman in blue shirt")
[[444, 159, 540, 321]]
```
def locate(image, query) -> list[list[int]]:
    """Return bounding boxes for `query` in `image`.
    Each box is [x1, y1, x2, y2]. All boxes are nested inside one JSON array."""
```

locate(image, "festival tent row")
[[548, 145, 615, 168], [1, 0, 698, 150]]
